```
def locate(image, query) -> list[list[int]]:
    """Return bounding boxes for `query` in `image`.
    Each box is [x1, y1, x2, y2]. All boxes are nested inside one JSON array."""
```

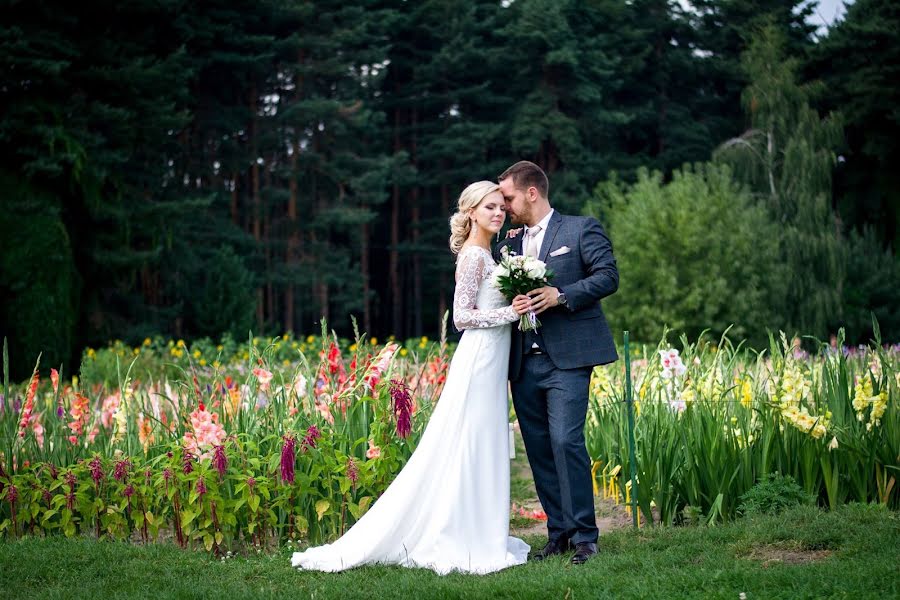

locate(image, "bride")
[[291, 181, 533, 575]]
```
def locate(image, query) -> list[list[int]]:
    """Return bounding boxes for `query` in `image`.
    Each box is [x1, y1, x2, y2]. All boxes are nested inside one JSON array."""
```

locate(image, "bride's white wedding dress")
[[291, 245, 530, 575]]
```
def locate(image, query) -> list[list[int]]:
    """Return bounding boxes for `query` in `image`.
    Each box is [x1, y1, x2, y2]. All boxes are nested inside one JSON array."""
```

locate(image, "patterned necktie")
[[525, 225, 542, 258]]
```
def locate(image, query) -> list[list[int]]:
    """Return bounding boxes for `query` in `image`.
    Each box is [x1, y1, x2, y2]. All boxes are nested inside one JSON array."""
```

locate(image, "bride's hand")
[[506, 228, 523, 239], [512, 295, 532, 315]]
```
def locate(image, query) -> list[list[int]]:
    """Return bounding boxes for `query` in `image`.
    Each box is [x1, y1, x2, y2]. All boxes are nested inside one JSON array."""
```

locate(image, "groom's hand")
[[512, 294, 532, 315], [526, 287, 560, 315]]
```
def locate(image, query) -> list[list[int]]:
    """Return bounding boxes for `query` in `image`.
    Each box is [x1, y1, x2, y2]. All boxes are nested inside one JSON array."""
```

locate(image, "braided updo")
[[448, 180, 500, 255]]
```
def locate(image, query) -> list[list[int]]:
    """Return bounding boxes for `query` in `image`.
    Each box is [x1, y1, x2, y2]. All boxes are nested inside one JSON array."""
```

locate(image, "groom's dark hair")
[[498, 161, 549, 199]]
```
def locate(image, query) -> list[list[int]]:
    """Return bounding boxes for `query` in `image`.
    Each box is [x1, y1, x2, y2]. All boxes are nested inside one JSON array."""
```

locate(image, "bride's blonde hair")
[[449, 180, 500, 255]]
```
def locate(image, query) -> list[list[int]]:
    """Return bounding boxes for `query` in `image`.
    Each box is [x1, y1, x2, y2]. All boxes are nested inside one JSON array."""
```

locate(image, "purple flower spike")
[[302, 425, 320, 450], [88, 456, 104, 487], [280, 435, 296, 485], [390, 379, 413, 439], [213, 445, 228, 480]]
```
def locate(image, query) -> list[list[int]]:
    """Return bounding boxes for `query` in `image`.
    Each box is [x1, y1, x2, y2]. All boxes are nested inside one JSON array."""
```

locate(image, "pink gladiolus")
[[364, 343, 399, 391], [252, 368, 274, 392], [280, 435, 296, 485], [366, 439, 381, 459], [100, 394, 120, 429], [50, 368, 59, 394], [181, 406, 226, 461]]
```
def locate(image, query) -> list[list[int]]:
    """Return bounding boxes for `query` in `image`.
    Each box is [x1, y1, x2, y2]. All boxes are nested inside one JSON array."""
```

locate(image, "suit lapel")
[[538, 211, 563, 262]]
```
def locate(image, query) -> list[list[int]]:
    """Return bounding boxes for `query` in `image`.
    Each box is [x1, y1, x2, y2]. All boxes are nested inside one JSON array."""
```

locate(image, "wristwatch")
[[557, 291, 568, 307]]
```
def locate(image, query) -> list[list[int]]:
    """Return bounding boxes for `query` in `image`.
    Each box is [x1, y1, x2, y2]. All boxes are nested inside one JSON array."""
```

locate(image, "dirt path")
[[508, 421, 636, 540]]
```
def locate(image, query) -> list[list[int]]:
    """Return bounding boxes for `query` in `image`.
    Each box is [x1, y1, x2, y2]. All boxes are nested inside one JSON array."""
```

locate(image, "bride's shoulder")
[[457, 244, 491, 260]]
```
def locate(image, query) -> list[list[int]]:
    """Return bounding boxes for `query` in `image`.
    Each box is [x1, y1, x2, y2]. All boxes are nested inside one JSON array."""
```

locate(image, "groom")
[[496, 161, 619, 565]]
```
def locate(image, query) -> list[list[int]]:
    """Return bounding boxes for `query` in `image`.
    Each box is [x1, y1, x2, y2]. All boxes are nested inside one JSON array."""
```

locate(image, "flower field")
[[0, 328, 450, 551], [0, 325, 897, 555], [588, 331, 899, 525]]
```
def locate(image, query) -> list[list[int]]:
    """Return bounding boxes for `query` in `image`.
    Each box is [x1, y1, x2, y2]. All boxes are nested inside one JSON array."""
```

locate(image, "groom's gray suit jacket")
[[496, 210, 619, 380]]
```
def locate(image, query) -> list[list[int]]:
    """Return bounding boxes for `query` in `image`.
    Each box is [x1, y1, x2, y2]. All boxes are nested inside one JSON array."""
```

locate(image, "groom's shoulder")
[[556, 212, 600, 228]]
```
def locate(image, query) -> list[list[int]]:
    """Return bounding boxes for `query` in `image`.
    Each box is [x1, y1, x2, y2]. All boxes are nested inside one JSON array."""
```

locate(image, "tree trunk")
[[250, 86, 264, 329], [390, 108, 402, 336], [285, 141, 299, 333], [410, 107, 422, 336]]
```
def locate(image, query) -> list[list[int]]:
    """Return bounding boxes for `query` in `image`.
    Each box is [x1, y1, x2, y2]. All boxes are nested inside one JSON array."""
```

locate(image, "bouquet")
[[493, 246, 554, 332]]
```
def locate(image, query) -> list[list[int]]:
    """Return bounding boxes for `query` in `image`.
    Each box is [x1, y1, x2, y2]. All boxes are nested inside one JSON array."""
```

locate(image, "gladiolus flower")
[[366, 439, 381, 459], [17, 370, 39, 438], [252, 368, 274, 392], [50, 368, 59, 395]]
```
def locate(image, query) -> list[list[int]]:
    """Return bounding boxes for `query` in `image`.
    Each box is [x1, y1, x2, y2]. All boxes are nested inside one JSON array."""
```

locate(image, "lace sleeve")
[[453, 247, 519, 330]]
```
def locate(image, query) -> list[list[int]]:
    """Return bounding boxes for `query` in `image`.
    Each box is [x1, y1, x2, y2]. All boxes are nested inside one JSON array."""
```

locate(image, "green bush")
[[587, 163, 786, 348], [738, 473, 816, 516]]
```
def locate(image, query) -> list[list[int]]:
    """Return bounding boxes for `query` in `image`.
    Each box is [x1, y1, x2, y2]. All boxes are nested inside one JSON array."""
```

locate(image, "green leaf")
[[315, 499, 330, 521], [181, 509, 197, 528], [248, 494, 260, 513], [203, 533, 214, 552]]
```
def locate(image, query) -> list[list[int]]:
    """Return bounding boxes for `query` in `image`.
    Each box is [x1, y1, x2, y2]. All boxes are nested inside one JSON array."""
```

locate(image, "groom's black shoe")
[[571, 542, 598, 565], [531, 537, 570, 561]]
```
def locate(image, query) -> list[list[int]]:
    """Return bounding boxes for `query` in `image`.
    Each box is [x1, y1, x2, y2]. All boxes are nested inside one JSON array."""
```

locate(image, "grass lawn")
[[1, 503, 897, 599]]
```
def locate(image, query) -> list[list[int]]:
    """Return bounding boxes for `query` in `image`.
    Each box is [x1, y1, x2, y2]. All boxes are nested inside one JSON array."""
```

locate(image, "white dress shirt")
[[524, 209, 554, 350]]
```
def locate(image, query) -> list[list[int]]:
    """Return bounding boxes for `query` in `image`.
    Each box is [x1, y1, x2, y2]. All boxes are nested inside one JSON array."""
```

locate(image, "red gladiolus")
[[390, 379, 413, 439], [280, 435, 296, 485]]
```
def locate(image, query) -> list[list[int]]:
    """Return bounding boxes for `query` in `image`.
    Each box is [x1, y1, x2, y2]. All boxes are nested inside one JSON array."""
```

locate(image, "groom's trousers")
[[511, 353, 598, 545]]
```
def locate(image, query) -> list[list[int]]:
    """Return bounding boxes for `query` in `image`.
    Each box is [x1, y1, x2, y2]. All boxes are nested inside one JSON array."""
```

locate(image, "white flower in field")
[[659, 348, 686, 378], [828, 436, 839, 451], [293, 373, 308, 398]]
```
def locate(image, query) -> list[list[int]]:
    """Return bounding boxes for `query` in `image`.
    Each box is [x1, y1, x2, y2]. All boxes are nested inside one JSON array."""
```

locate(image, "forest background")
[[2, 0, 898, 379]]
